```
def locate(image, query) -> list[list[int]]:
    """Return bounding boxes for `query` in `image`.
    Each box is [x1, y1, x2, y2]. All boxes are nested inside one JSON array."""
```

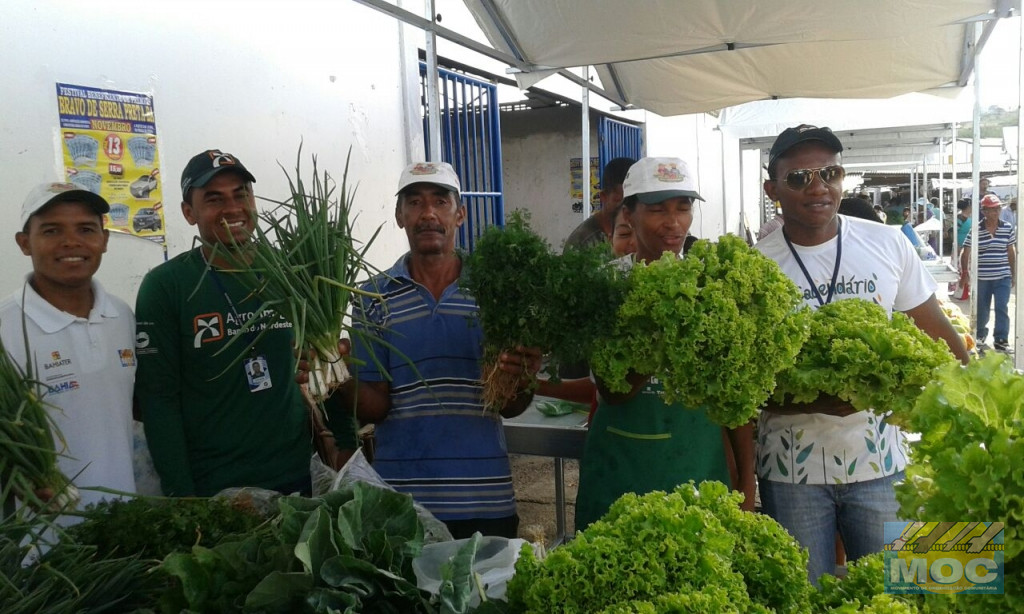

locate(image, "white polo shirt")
[[0, 278, 136, 510]]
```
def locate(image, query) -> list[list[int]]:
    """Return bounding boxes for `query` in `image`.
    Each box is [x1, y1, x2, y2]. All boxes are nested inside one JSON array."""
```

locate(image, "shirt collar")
[[17, 276, 119, 334]]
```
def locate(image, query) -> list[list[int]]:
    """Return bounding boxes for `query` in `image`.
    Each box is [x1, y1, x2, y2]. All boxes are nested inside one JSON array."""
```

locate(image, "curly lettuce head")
[[591, 235, 810, 427]]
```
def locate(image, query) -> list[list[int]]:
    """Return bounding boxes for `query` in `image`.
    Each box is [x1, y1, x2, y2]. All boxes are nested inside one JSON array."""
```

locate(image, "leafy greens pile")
[[464, 211, 627, 408], [590, 236, 810, 427], [812, 552, 918, 613], [772, 298, 956, 416], [158, 481, 480, 613], [506, 480, 813, 613], [66, 495, 268, 561], [893, 352, 1024, 613]]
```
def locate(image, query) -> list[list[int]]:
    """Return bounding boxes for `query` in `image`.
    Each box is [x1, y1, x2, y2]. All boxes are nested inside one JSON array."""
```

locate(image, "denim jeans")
[[759, 471, 904, 585], [976, 276, 1012, 343]]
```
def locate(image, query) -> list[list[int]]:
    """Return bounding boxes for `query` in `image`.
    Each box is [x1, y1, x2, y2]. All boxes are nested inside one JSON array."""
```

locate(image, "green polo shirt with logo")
[[135, 247, 356, 496]]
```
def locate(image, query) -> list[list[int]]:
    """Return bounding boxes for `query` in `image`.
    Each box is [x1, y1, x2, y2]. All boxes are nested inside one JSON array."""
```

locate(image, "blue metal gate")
[[598, 116, 643, 184], [420, 63, 504, 251]]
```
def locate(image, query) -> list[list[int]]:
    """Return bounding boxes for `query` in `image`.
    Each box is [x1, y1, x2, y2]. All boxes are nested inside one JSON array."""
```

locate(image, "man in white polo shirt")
[[1, 182, 136, 513]]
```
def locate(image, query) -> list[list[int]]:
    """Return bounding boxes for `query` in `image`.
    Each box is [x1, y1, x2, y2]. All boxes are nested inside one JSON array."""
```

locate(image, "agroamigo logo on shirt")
[[193, 312, 224, 348]]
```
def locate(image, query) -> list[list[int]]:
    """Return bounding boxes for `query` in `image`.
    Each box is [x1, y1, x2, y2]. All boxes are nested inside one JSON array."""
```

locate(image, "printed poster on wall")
[[55, 83, 165, 244], [569, 156, 601, 210]]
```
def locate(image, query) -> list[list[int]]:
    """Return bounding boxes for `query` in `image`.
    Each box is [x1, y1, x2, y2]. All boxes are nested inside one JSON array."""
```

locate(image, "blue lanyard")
[[782, 218, 843, 307]]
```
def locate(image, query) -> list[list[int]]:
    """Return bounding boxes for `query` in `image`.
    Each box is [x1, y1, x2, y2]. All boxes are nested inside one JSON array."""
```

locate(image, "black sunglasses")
[[780, 165, 846, 191]]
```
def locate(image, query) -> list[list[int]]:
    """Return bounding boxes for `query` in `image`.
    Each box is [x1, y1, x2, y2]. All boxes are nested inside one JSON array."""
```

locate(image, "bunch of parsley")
[[464, 211, 627, 406], [772, 298, 956, 417], [506, 480, 813, 613], [590, 236, 810, 427]]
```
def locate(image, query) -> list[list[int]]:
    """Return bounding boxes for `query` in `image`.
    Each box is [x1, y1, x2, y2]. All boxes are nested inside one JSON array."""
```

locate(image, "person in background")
[[135, 149, 358, 497], [337, 161, 540, 539], [756, 124, 969, 585], [563, 157, 636, 250], [872, 204, 887, 223], [1, 182, 136, 514], [956, 198, 973, 250], [960, 194, 1016, 353], [609, 204, 636, 257], [839, 197, 883, 223], [757, 207, 784, 240], [574, 156, 756, 531], [1001, 196, 1017, 228]]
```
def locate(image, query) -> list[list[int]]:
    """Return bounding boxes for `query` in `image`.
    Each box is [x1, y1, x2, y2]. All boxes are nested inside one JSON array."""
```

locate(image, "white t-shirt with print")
[[754, 215, 937, 484]]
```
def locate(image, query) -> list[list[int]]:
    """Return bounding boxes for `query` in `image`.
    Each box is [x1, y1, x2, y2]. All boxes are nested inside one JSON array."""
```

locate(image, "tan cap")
[[21, 182, 109, 229], [396, 161, 461, 198]]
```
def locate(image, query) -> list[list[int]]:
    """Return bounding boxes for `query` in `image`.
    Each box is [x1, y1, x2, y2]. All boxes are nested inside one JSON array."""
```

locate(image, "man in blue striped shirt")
[[345, 161, 541, 539], [960, 194, 1017, 352]]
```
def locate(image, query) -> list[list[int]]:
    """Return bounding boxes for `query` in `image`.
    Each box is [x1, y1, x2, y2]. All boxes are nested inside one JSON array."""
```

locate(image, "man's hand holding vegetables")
[[755, 125, 969, 585], [320, 161, 539, 540], [575, 157, 757, 532]]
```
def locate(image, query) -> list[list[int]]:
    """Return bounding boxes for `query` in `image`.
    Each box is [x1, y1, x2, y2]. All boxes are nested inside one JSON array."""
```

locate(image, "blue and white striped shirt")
[[964, 221, 1016, 280], [352, 254, 515, 521]]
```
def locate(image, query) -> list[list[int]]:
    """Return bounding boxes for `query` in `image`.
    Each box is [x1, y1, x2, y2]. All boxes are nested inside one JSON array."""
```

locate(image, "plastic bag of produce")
[[413, 535, 527, 606], [331, 448, 454, 543]]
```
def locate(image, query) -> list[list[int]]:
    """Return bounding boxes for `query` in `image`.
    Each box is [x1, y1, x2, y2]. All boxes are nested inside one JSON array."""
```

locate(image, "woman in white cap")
[[574, 157, 755, 530]]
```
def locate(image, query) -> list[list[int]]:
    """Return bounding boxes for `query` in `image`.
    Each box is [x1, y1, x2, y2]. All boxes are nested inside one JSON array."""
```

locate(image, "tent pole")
[[581, 66, 591, 219], [424, 0, 442, 161], [1016, 13, 1023, 364], [938, 139, 945, 261], [969, 21, 982, 343]]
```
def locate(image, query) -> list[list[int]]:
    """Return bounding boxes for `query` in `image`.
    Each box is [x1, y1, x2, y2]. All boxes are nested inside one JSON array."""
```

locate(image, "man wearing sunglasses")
[[754, 124, 970, 585]]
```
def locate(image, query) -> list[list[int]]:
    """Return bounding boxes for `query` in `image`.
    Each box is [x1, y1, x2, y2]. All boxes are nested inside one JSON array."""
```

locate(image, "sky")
[[980, 17, 1021, 109]]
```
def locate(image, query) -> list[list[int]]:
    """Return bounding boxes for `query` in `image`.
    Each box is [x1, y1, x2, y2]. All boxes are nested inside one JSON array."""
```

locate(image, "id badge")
[[244, 355, 272, 392]]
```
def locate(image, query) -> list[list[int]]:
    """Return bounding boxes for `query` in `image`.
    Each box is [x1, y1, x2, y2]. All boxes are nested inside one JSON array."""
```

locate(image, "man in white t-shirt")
[[0, 182, 137, 514], [755, 125, 970, 585]]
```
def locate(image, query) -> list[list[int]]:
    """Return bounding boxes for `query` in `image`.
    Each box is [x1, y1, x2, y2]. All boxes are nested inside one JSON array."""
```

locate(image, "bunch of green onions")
[[0, 332, 76, 513], [214, 148, 382, 401]]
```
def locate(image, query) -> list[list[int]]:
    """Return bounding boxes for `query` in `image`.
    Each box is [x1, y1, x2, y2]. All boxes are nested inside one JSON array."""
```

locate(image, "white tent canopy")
[[462, 0, 1004, 116]]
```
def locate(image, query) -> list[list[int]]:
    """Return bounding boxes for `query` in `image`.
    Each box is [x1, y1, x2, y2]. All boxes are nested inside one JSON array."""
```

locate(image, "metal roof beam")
[[351, 0, 532, 72]]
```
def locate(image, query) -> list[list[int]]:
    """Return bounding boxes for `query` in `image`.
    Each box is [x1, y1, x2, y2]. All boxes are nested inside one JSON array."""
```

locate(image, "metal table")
[[503, 397, 589, 545]]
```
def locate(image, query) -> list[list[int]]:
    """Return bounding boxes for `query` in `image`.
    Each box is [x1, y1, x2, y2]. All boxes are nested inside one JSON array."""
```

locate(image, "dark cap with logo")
[[180, 149, 256, 197], [768, 124, 844, 173]]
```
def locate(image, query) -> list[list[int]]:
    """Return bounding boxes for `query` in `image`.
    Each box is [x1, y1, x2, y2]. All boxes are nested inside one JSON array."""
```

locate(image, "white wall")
[[644, 112, 739, 241], [500, 106, 737, 250], [500, 107, 600, 250], [0, 0, 421, 304]]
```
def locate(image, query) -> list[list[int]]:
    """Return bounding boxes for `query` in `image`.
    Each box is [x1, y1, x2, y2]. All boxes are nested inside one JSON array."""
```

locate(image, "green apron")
[[575, 377, 730, 530]]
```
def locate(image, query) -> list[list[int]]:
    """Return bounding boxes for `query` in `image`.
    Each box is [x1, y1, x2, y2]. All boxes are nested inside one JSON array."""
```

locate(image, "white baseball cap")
[[21, 182, 110, 229], [622, 157, 704, 204], [396, 161, 461, 198]]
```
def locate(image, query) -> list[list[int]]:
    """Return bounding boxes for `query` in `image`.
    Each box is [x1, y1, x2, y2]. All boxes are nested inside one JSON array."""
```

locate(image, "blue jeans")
[[976, 276, 1012, 343], [759, 471, 904, 585]]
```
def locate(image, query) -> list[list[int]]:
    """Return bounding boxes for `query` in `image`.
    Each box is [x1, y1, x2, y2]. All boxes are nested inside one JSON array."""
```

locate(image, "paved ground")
[[946, 280, 1017, 354], [512, 455, 578, 545]]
